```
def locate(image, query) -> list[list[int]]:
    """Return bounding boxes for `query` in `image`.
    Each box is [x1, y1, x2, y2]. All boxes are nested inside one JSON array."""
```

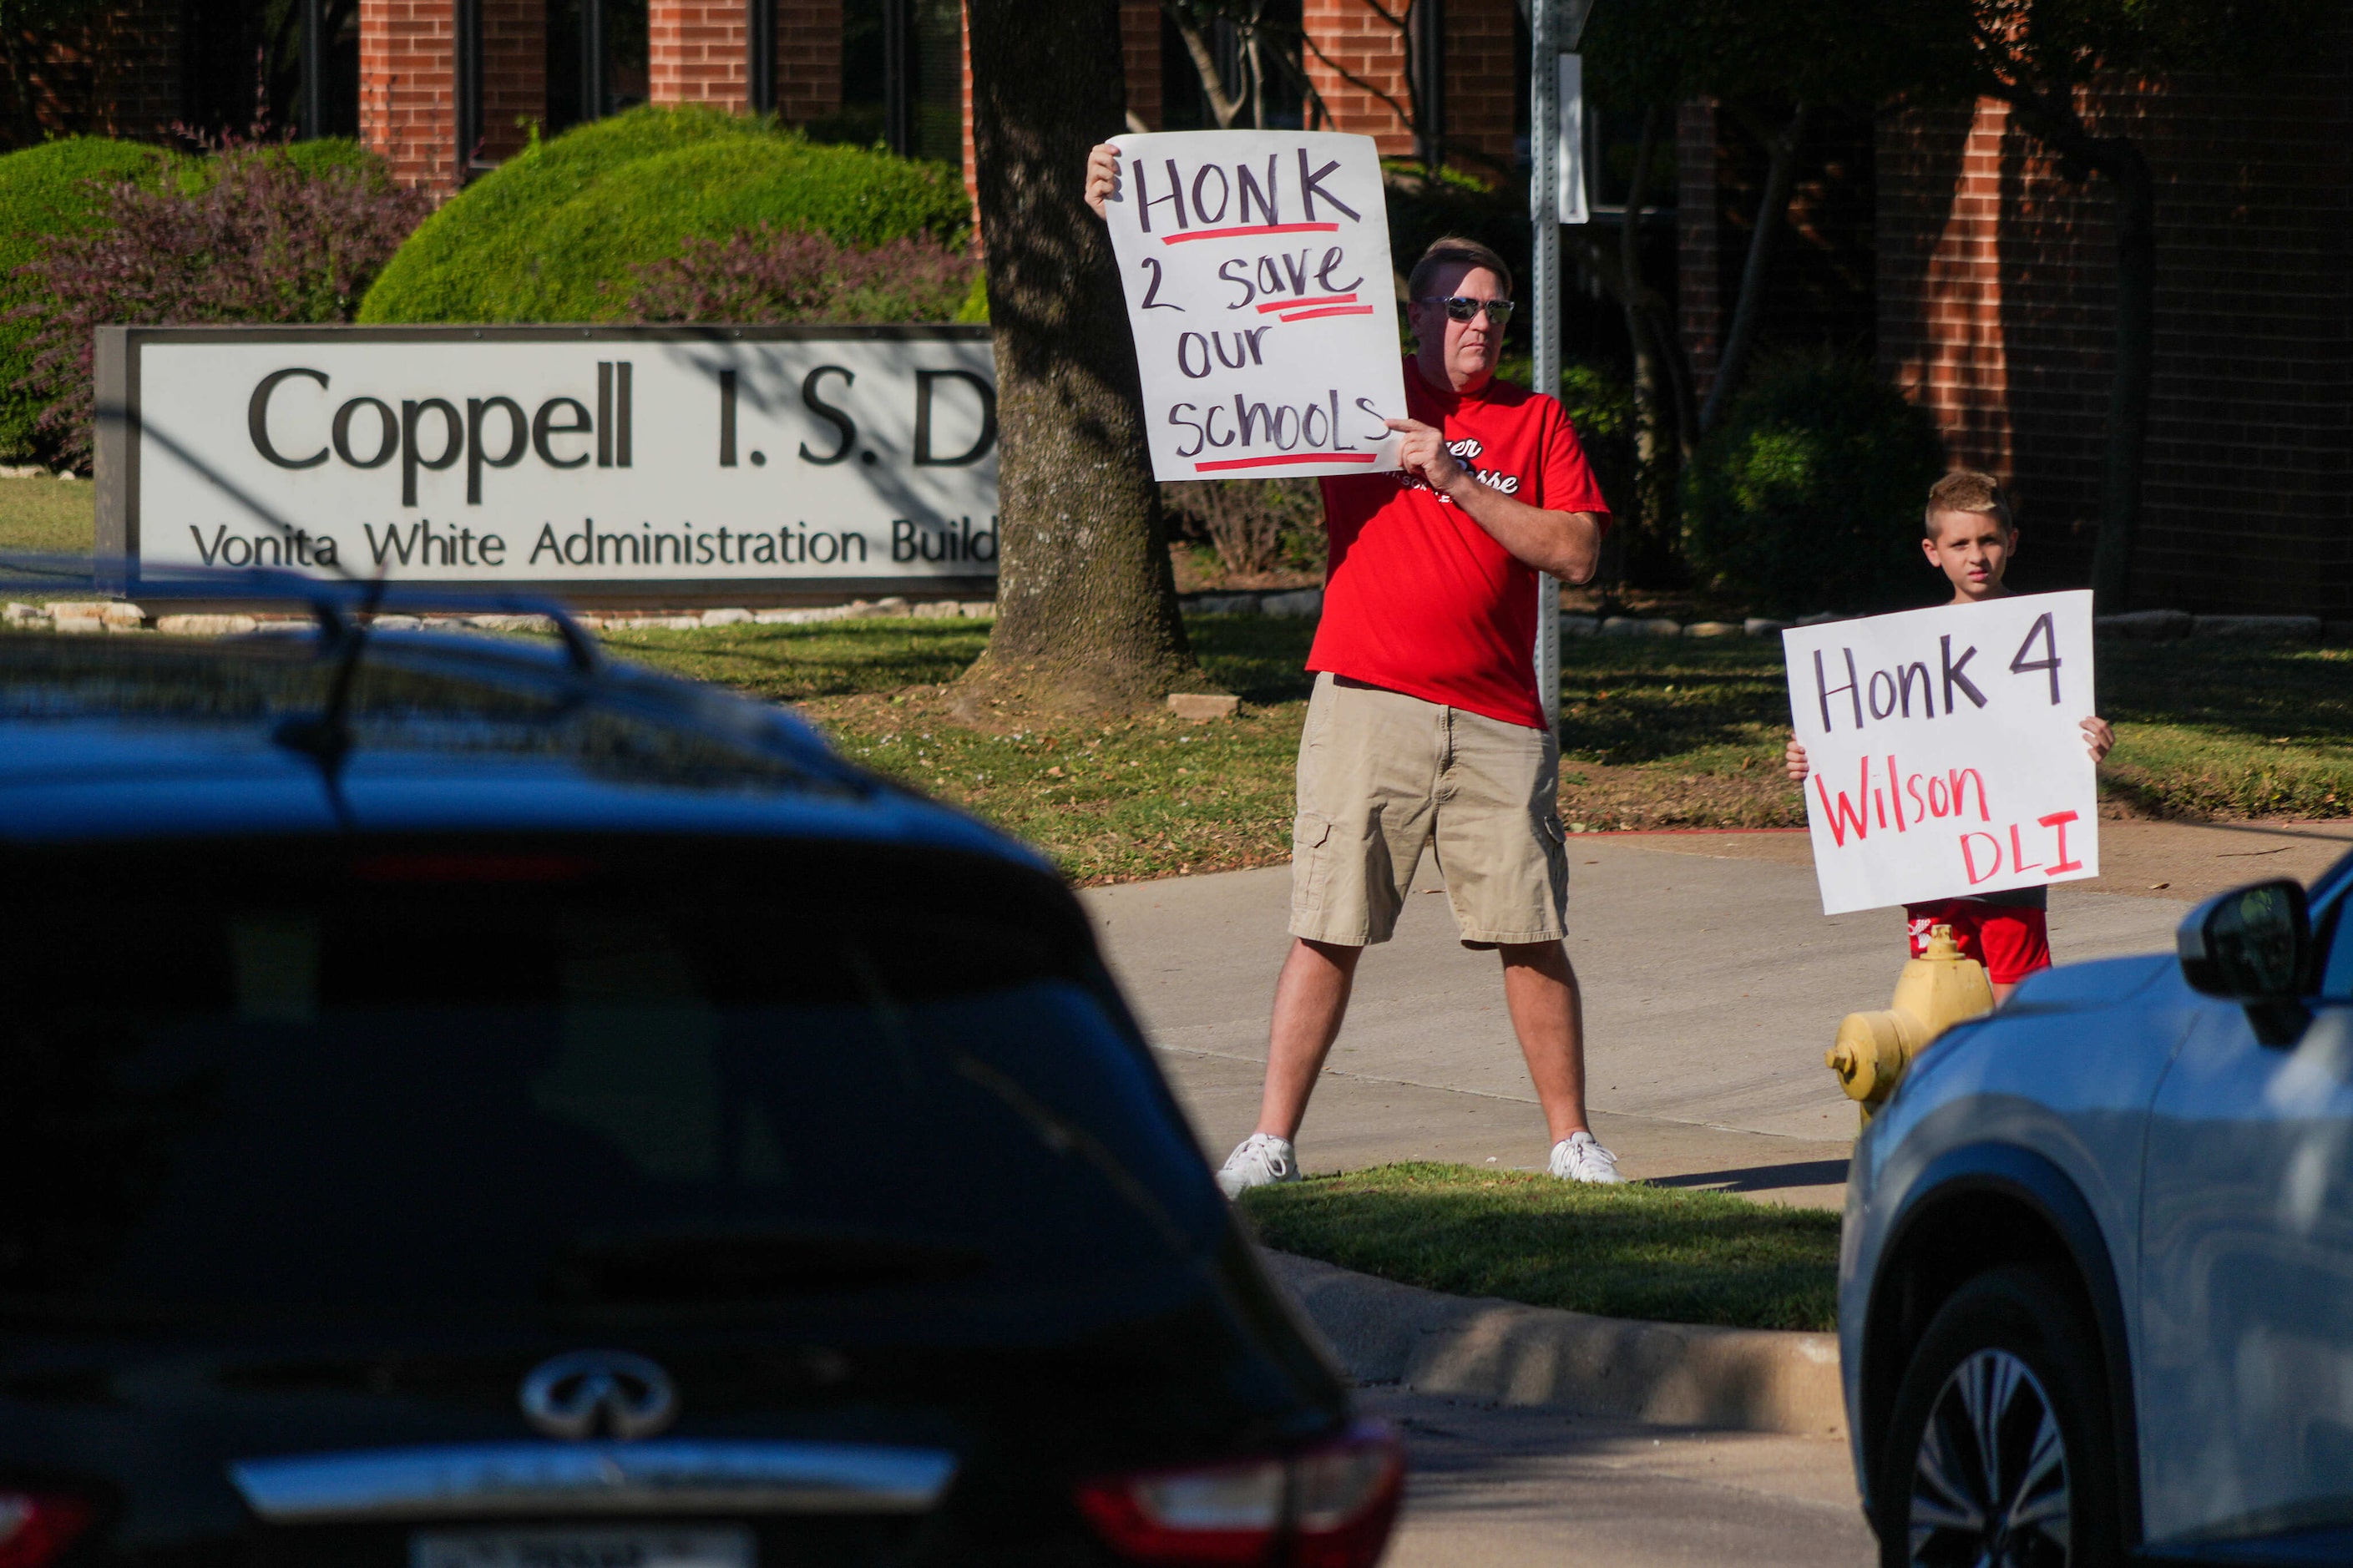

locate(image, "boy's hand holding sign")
[[1092, 131, 1406, 482], [1784, 590, 2101, 917]]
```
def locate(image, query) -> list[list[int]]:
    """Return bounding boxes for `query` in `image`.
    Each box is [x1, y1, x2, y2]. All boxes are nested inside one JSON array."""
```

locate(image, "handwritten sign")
[[1784, 591, 2099, 916], [1103, 130, 1406, 482]]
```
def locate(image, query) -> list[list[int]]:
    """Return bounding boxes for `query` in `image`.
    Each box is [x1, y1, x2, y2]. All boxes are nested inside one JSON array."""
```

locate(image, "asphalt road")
[[1085, 828, 2191, 1206], [1367, 1388, 1875, 1568]]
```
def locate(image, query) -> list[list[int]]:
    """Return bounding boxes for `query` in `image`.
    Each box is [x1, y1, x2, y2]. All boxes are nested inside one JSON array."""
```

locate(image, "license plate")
[[411, 1528, 755, 1568]]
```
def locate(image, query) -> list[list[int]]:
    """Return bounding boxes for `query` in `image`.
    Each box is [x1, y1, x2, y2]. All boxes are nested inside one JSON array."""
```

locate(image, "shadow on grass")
[[1240, 1162, 1838, 1332]]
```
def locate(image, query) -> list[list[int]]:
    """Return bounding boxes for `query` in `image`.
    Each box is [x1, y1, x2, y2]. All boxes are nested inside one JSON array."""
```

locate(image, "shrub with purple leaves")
[[627, 224, 978, 326], [14, 138, 429, 469]]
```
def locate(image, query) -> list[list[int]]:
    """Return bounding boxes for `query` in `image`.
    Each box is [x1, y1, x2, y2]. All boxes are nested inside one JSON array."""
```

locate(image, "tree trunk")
[[1998, 86, 2153, 614], [2088, 139, 2153, 614], [1617, 105, 1667, 565], [1698, 103, 1810, 435], [962, 0, 1200, 712]]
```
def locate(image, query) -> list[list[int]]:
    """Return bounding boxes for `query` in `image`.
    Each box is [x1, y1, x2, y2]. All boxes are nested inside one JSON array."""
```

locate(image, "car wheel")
[[1876, 1264, 2120, 1568]]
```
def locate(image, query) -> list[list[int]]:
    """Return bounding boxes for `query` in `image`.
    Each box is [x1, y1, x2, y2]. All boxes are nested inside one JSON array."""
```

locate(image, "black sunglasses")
[[1416, 296, 1516, 323]]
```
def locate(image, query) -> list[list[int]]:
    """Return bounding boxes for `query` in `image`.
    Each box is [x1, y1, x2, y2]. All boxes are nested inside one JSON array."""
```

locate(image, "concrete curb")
[[1263, 1250, 1845, 1439]]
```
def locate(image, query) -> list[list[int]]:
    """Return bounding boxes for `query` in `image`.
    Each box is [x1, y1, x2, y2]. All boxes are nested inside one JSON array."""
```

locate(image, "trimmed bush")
[[1682, 355, 1946, 615], [361, 106, 971, 324], [17, 139, 428, 469], [629, 225, 977, 323], [0, 136, 172, 460]]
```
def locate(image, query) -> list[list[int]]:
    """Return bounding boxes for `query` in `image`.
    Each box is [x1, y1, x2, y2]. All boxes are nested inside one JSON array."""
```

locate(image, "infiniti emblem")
[[519, 1349, 679, 1439]]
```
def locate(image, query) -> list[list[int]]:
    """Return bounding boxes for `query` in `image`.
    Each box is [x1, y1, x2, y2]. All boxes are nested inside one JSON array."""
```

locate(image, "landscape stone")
[[1193, 594, 1260, 615], [699, 608, 754, 627], [1743, 618, 1791, 637], [959, 600, 997, 618], [2193, 614, 2320, 642], [912, 600, 963, 618], [4, 601, 45, 623], [1683, 620, 1742, 638], [1558, 615, 1598, 637], [1794, 611, 1846, 626], [157, 614, 258, 635], [1601, 616, 1680, 637], [2096, 609, 2192, 640], [1166, 692, 1240, 721], [1261, 589, 1323, 618]]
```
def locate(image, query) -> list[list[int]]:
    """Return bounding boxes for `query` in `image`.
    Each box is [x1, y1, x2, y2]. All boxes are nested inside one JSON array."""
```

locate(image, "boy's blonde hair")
[[1925, 471, 2014, 539]]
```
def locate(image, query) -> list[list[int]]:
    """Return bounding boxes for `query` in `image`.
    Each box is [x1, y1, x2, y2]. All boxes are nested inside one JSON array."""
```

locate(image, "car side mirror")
[[2179, 878, 2311, 1044]]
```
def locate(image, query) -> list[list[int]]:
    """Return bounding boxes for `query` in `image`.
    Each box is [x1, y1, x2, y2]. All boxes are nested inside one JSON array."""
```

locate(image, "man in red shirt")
[[1086, 150, 1622, 1190]]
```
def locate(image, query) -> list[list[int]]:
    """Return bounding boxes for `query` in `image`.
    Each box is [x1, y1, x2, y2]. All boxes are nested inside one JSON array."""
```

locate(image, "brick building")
[[16, 3, 2346, 610]]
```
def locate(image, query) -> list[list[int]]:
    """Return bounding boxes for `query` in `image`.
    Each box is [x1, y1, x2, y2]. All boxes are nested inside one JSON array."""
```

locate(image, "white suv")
[[1842, 856, 2353, 1566]]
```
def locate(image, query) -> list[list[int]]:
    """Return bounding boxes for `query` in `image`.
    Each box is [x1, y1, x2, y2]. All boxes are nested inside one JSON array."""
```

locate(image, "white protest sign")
[[1102, 131, 1406, 482], [1784, 591, 2100, 916]]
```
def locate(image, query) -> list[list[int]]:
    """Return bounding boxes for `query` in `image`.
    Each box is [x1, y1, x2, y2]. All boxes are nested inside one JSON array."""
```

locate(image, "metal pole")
[[454, 0, 481, 180], [1531, 0, 1561, 736], [581, 0, 607, 121], [883, 0, 914, 156], [747, 0, 774, 114], [299, 0, 324, 139]]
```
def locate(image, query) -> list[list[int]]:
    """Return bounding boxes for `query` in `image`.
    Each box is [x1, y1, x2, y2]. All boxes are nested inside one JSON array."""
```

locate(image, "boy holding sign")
[[1785, 473, 2113, 999], [1085, 142, 1627, 1190]]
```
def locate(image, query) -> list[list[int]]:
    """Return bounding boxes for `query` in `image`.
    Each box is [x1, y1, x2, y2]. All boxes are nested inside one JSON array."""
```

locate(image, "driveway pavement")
[[1366, 1388, 1873, 1568], [1085, 828, 2205, 1206]]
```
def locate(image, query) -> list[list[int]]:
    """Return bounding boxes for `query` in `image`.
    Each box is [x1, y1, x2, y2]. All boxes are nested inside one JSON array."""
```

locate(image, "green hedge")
[[0, 136, 170, 460], [1682, 355, 1946, 615], [360, 106, 971, 324]]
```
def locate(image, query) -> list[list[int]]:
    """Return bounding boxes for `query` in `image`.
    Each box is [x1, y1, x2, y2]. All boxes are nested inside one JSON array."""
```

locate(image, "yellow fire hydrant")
[[1825, 925, 1994, 1125]]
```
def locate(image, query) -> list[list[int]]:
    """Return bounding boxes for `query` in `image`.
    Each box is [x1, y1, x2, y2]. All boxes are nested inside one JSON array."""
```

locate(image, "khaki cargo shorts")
[[1288, 673, 1568, 948]]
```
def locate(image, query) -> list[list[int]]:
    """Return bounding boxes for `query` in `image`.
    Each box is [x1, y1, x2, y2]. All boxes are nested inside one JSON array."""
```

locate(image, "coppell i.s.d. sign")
[[94, 325, 999, 600]]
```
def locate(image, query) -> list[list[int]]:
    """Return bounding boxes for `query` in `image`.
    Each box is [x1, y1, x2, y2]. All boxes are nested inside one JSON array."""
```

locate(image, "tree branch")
[[1698, 101, 1810, 433]]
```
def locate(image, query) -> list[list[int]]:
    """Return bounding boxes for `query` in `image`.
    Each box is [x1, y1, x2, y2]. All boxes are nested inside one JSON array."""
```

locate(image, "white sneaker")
[[1549, 1130, 1625, 1184], [1217, 1133, 1300, 1197]]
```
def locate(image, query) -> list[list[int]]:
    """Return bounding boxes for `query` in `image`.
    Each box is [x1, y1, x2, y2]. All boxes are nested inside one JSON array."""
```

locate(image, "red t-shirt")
[[1307, 359, 1611, 730]]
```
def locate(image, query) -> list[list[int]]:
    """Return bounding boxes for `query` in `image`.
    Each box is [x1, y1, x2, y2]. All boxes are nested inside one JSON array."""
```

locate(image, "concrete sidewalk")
[[1085, 830, 2202, 1206]]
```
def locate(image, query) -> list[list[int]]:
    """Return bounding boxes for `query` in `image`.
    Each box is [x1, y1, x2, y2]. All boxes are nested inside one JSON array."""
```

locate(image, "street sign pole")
[[1530, 0, 1561, 735]]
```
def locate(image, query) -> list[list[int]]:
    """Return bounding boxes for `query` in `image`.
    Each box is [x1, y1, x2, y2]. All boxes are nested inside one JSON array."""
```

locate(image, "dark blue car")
[[0, 590, 1401, 1568]]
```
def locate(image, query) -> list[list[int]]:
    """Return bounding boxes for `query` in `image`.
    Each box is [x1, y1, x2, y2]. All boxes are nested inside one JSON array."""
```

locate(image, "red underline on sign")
[[1194, 453, 1380, 472], [1257, 294, 1359, 314], [1279, 305, 1378, 321], [1161, 223, 1342, 245]]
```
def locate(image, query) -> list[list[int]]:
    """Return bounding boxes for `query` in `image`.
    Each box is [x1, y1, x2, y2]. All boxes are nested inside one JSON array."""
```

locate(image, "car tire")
[[1875, 1263, 2121, 1568]]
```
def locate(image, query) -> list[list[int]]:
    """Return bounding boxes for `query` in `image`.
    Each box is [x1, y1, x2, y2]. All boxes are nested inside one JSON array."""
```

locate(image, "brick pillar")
[[777, 0, 842, 123], [1879, 98, 2014, 478], [1675, 99, 1723, 402], [1121, 0, 1160, 129], [361, 0, 459, 194], [1302, 0, 1414, 155], [649, 0, 749, 109], [479, 0, 544, 162], [1440, 0, 1513, 181]]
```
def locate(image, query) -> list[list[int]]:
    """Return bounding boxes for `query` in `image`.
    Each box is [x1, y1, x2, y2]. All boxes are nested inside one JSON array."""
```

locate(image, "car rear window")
[[0, 842, 1214, 1324]]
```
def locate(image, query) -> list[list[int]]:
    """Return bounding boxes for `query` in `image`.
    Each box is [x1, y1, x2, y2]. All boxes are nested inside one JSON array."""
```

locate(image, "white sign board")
[[1783, 592, 2100, 916], [94, 326, 999, 596], [1101, 131, 1406, 482], [1553, 54, 1590, 226]]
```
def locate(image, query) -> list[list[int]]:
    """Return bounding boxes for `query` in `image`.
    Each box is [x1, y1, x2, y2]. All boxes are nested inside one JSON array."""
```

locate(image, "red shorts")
[[1905, 899, 2052, 985]]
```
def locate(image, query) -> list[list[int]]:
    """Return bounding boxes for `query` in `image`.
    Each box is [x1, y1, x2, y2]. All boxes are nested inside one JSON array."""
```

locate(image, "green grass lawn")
[[1239, 1163, 1840, 1332], [0, 476, 95, 556], [13, 447, 2344, 873], [604, 617, 2353, 882]]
